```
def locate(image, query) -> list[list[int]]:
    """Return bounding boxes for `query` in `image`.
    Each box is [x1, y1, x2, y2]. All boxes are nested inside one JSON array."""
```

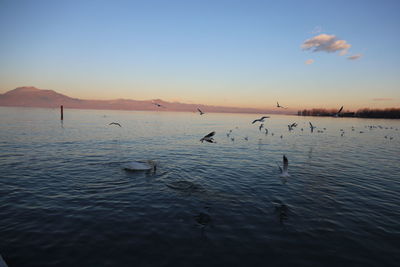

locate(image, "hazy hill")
[[0, 86, 281, 114]]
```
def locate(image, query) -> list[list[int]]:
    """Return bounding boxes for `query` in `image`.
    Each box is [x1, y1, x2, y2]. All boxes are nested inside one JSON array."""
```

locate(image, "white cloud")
[[347, 54, 363, 60], [305, 59, 315, 65], [301, 34, 351, 55]]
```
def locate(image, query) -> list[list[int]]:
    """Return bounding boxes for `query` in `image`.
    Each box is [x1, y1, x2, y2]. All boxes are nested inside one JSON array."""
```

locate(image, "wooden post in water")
[[60, 105, 64, 120]]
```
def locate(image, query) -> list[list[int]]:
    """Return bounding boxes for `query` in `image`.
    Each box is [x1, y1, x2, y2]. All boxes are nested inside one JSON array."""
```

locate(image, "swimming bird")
[[109, 122, 122, 127], [277, 155, 289, 177], [309, 122, 316, 133], [200, 131, 216, 143], [197, 108, 204, 115], [123, 160, 157, 171], [252, 116, 270, 124], [277, 102, 287, 109]]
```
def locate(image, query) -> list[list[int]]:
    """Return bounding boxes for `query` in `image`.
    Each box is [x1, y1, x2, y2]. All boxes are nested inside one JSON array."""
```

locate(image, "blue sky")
[[0, 0, 399, 109]]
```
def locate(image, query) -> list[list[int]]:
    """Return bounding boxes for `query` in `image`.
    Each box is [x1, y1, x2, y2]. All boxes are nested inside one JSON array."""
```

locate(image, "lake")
[[0, 106, 399, 266]]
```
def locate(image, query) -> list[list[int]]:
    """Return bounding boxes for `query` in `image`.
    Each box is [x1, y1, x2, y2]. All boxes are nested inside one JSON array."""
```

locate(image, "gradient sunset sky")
[[0, 0, 399, 110]]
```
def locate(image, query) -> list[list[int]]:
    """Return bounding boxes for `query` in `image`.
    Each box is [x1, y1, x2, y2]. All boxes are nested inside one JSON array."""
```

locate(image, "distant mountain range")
[[0, 86, 283, 114]]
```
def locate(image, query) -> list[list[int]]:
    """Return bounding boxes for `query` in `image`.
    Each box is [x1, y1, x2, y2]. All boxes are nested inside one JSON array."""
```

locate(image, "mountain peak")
[[5, 86, 41, 94]]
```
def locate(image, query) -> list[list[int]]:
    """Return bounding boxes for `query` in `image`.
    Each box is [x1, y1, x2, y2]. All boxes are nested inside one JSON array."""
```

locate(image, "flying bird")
[[333, 106, 344, 117], [277, 155, 290, 177], [153, 102, 165, 108], [259, 123, 264, 131], [252, 116, 270, 124], [109, 122, 122, 127], [288, 123, 297, 131], [309, 122, 316, 133], [197, 108, 205, 115], [200, 131, 216, 143], [277, 102, 287, 109]]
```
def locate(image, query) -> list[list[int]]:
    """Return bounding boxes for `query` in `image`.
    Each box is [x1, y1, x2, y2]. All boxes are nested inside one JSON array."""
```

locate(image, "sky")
[[0, 0, 399, 110]]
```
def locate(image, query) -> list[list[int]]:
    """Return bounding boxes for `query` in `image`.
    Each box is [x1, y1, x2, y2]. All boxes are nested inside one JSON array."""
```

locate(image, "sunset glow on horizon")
[[0, 0, 399, 111]]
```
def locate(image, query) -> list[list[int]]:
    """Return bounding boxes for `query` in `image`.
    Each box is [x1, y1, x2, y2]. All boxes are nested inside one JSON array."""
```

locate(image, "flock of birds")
[[104, 100, 400, 229], [107, 101, 398, 178]]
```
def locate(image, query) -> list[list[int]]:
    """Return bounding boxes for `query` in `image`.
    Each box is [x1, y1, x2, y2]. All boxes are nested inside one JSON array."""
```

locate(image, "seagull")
[[252, 116, 270, 124], [200, 131, 216, 143], [277, 102, 287, 109], [277, 155, 290, 177], [309, 122, 316, 133], [197, 108, 205, 115], [109, 122, 122, 127], [288, 123, 297, 131], [259, 123, 264, 131], [333, 106, 344, 117], [153, 102, 165, 108]]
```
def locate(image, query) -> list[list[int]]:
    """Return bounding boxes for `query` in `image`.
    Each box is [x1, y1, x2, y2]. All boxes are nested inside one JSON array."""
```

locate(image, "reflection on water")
[[0, 107, 400, 267]]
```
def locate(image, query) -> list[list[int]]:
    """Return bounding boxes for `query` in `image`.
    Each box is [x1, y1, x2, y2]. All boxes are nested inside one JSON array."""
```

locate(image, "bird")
[[123, 160, 157, 172], [277, 155, 290, 177], [288, 123, 297, 131], [200, 131, 216, 143], [109, 122, 122, 127], [309, 122, 316, 133], [333, 106, 344, 117], [277, 102, 287, 109], [153, 102, 165, 108], [252, 116, 270, 124], [259, 123, 264, 131], [197, 108, 204, 115], [231, 137, 235, 142], [244, 136, 249, 141], [265, 128, 269, 135]]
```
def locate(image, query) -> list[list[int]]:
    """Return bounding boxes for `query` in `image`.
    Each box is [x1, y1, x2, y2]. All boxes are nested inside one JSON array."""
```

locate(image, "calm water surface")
[[0, 107, 400, 266]]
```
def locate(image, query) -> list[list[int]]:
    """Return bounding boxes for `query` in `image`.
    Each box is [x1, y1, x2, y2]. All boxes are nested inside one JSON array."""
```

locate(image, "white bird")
[[109, 122, 122, 127], [197, 108, 205, 115], [277, 102, 287, 109], [252, 116, 270, 124], [288, 123, 297, 131], [333, 106, 344, 117], [124, 160, 157, 171], [277, 155, 289, 177], [200, 131, 216, 143], [309, 122, 316, 133]]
